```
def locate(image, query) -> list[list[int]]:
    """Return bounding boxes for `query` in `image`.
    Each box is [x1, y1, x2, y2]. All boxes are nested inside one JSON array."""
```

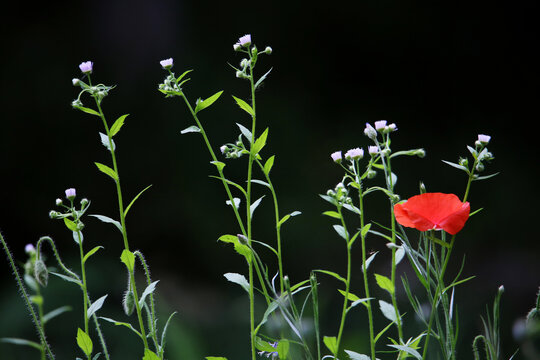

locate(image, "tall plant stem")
[[77, 230, 89, 336], [90, 77, 149, 350], [335, 206, 352, 357], [0, 232, 55, 360], [35, 285, 46, 360], [355, 161, 376, 359], [421, 160, 477, 359]]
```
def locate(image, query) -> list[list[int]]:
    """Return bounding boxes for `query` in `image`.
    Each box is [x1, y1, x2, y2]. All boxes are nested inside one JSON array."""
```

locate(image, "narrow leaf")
[[387, 345, 422, 360], [322, 211, 341, 219], [250, 196, 265, 218], [110, 114, 128, 137], [252, 128, 269, 155], [362, 251, 378, 273], [180, 125, 201, 134], [75, 106, 100, 116], [120, 249, 135, 272], [263, 155, 275, 175], [89, 214, 122, 233], [160, 311, 177, 350], [314, 269, 346, 284], [210, 160, 226, 172], [379, 300, 397, 322], [205, 357, 228, 360], [344, 350, 372, 360], [50, 272, 82, 287], [333, 224, 349, 240], [42, 306, 72, 324], [99, 132, 116, 151], [0, 338, 43, 350], [138, 280, 159, 307], [64, 218, 78, 232], [94, 162, 118, 181], [76, 328, 93, 356], [83, 246, 104, 264], [87, 294, 108, 319], [99, 317, 142, 339], [236, 123, 252, 142], [254, 67, 272, 89], [232, 95, 254, 116], [142, 349, 160, 360], [194, 90, 223, 113], [224, 273, 250, 293], [124, 184, 153, 217], [441, 160, 468, 172], [323, 336, 338, 354], [338, 289, 361, 302], [375, 273, 395, 295]]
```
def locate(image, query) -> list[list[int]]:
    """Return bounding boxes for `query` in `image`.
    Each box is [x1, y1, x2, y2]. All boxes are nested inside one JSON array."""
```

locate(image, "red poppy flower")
[[394, 193, 470, 235]]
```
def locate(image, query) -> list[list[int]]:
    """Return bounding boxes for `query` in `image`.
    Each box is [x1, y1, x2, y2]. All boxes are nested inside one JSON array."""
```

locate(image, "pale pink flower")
[[79, 61, 93, 74], [478, 134, 491, 144], [345, 148, 364, 160], [374, 120, 387, 131], [331, 151, 342, 163], [65, 188, 76, 200], [160, 58, 174, 69], [368, 146, 379, 155]]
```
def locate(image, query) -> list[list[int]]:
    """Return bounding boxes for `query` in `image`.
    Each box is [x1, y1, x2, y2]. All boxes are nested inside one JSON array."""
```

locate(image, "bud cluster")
[[158, 74, 182, 95], [326, 182, 352, 206], [220, 136, 248, 159]]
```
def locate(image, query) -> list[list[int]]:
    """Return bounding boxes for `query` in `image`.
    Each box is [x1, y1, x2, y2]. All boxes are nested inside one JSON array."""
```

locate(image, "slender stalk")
[[89, 76, 149, 350], [76, 230, 89, 336], [335, 206, 352, 357], [0, 232, 55, 359], [35, 285, 46, 360], [355, 161, 376, 359]]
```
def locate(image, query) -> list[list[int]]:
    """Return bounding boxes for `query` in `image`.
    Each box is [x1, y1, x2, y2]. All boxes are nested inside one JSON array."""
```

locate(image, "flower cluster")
[[326, 182, 352, 206], [71, 62, 114, 107]]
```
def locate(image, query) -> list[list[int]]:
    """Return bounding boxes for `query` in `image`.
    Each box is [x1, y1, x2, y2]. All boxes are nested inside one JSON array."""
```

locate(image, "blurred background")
[[0, 0, 538, 359]]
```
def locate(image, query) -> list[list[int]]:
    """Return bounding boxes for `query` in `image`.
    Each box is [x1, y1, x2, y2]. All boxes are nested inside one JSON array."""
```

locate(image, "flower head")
[[394, 192, 470, 235], [160, 58, 174, 69], [368, 146, 379, 156], [237, 34, 251, 47], [25, 244, 35, 254], [79, 61, 93, 74], [65, 188, 76, 200], [345, 147, 364, 160], [331, 151, 342, 163], [477, 134, 491, 145], [375, 120, 387, 131]]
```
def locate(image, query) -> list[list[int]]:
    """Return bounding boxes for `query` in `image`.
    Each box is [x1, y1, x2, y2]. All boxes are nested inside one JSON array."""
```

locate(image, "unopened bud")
[[49, 210, 59, 219], [264, 46, 272, 55], [367, 170, 377, 179], [419, 182, 427, 194], [34, 260, 48, 287], [476, 163, 485, 172], [415, 149, 426, 158], [72, 78, 80, 86], [80, 198, 89, 206], [237, 234, 249, 245], [123, 290, 136, 316], [364, 123, 377, 140], [55, 198, 63, 206]]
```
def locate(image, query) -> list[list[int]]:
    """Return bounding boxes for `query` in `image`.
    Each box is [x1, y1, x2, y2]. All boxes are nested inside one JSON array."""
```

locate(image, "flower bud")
[[233, 44, 241, 51], [65, 188, 76, 200], [122, 290, 136, 316], [72, 78, 80, 86], [49, 210, 59, 219], [237, 234, 249, 245], [368, 146, 379, 156], [364, 123, 377, 140], [415, 149, 426, 158], [419, 182, 427, 194], [71, 99, 83, 108], [55, 198, 63, 206], [476, 163, 485, 172], [477, 134, 491, 145], [459, 157, 468, 167], [330, 151, 342, 163], [345, 148, 364, 161], [264, 46, 272, 55], [238, 34, 251, 47], [367, 170, 377, 179], [80, 198, 89, 206], [374, 120, 387, 131], [25, 244, 36, 254], [220, 145, 227, 154], [34, 259, 48, 287]]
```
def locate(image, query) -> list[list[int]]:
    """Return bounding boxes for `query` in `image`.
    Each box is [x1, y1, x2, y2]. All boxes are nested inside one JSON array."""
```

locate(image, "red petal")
[[438, 202, 470, 235]]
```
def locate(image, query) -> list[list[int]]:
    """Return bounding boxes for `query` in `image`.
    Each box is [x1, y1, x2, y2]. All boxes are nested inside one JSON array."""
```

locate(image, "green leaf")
[[379, 300, 397, 322], [250, 196, 265, 218], [223, 272, 250, 293], [42, 305, 72, 324], [180, 125, 201, 134], [344, 350, 372, 360], [138, 280, 159, 307], [254, 301, 279, 334], [236, 123, 253, 142], [50, 271, 82, 287], [252, 128, 269, 154], [75, 106, 100, 116], [375, 273, 395, 295], [333, 224, 349, 240], [250, 179, 271, 188], [323, 336, 338, 354], [232, 95, 254, 116], [314, 269, 346, 284], [322, 211, 341, 219], [76, 328, 93, 356], [263, 155, 275, 175], [176, 69, 193, 83], [277, 211, 302, 227], [83, 246, 104, 264], [218, 235, 252, 263], [64, 218, 78, 232], [255, 337, 278, 352], [205, 357, 228, 360], [338, 289, 361, 302], [276, 339, 290, 359], [30, 295, 43, 306], [110, 114, 128, 137], [210, 160, 226, 172], [0, 337, 42, 350], [194, 90, 223, 113], [160, 311, 177, 351], [142, 349, 161, 360], [361, 223, 372, 238], [124, 184, 153, 217], [94, 162, 118, 181], [441, 160, 468, 172], [254, 67, 273, 89], [99, 317, 142, 339], [89, 214, 123, 233], [120, 249, 135, 272], [387, 344, 422, 360], [87, 294, 108, 319], [362, 251, 378, 273], [473, 172, 499, 181], [99, 132, 116, 151], [92, 353, 102, 360]]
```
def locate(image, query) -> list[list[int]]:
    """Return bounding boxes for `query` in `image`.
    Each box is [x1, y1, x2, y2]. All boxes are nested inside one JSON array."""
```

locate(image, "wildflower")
[[72, 78, 80, 86], [237, 34, 251, 47], [331, 151, 342, 163], [394, 192, 470, 235], [364, 123, 377, 140], [386, 123, 398, 132], [368, 146, 379, 156], [65, 188, 76, 200], [79, 61, 93, 74], [220, 145, 227, 154], [264, 46, 273, 55], [56, 198, 63, 206], [477, 134, 491, 145], [374, 120, 387, 131], [160, 58, 174, 69], [25, 244, 35, 254], [345, 147, 364, 160], [258, 341, 279, 359]]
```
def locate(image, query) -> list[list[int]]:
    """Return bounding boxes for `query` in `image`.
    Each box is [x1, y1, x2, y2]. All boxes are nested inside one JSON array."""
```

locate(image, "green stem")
[[355, 162, 376, 359], [77, 231, 89, 336], [0, 232, 55, 359], [35, 285, 46, 360], [335, 206, 352, 357], [89, 76, 149, 350]]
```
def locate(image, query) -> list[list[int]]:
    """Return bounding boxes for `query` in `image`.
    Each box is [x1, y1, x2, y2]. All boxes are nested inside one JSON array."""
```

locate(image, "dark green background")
[[1, 1, 538, 359]]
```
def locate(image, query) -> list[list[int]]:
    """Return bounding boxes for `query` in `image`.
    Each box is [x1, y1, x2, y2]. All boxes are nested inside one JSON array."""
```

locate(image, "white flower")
[[368, 146, 379, 155], [79, 61, 93, 74], [55, 198, 63, 206], [25, 244, 35, 254], [477, 134, 491, 144], [220, 145, 227, 154], [160, 58, 174, 69], [374, 120, 387, 131], [65, 188, 76, 200], [345, 147, 364, 160], [330, 151, 342, 163], [387, 123, 398, 132], [238, 34, 251, 47]]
